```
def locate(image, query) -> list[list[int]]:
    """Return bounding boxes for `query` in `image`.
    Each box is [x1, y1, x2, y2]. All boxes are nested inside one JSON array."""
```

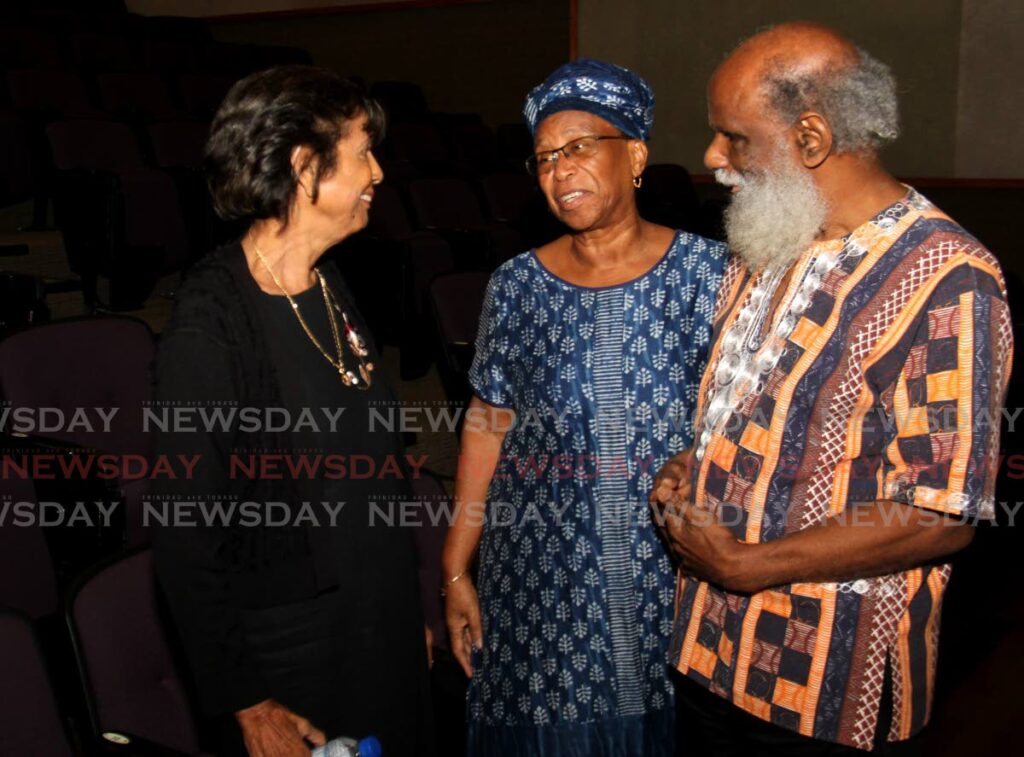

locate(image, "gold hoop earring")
[[632, 176, 643, 189]]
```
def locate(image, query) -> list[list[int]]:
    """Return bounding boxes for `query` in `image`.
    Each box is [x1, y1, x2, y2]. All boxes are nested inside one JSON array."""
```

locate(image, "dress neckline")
[[256, 280, 321, 303], [528, 230, 682, 291]]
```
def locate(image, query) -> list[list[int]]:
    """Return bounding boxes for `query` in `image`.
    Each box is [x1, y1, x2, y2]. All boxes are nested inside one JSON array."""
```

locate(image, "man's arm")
[[656, 493, 973, 595]]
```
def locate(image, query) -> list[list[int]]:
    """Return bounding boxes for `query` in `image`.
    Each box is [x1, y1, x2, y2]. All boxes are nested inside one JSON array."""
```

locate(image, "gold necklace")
[[249, 235, 374, 389]]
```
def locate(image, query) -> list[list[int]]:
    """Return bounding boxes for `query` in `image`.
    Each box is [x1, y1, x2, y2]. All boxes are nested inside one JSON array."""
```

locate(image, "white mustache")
[[714, 168, 746, 188]]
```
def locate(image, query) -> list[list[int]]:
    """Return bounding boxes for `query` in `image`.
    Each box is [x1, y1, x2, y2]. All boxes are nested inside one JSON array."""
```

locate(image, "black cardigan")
[[150, 242, 357, 715]]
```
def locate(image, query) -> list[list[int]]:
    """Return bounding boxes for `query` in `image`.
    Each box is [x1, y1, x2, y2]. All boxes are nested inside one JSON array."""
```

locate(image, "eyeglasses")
[[525, 134, 631, 176]]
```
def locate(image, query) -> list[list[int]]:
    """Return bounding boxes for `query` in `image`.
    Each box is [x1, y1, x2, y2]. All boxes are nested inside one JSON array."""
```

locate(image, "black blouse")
[[150, 243, 427, 727]]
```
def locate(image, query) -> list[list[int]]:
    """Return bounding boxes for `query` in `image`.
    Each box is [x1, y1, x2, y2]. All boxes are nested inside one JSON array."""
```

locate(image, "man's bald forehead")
[[741, 22, 858, 59], [715, 22, 860, 86]]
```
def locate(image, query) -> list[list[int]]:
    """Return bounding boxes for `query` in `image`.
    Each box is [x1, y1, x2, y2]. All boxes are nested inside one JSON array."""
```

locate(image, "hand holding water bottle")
[[235, 699, 326, 756]]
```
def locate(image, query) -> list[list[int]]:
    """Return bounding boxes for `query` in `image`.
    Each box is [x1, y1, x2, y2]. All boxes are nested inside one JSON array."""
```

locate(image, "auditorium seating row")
[[2, 13, 308, 78], [1, 6, 711, 374], [0, 314, 456, 755], [0, 506, 450, 756]]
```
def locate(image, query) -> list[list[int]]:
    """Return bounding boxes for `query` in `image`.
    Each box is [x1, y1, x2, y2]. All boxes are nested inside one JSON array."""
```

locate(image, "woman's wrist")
[[441, 545, 475, 582], [442, 565, 469, 584], [445, 567, 469, 584], [440, 567, 471, 597]]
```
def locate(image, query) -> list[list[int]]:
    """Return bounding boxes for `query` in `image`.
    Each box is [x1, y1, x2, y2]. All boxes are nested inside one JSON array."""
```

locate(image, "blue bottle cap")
[[357, 736, 382, 757]]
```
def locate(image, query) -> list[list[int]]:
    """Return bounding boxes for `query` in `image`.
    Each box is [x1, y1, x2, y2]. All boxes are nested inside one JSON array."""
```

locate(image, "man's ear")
[[794, 113, 832, 169], [291, 144, 316, 201]]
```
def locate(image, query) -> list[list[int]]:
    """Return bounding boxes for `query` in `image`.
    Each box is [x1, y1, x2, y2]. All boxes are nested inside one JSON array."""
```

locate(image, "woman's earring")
[[632, 176, 643, 189]]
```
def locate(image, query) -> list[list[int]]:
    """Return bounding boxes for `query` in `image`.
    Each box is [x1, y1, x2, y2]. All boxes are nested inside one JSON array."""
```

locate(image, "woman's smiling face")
[[306, 112, 383, 242]]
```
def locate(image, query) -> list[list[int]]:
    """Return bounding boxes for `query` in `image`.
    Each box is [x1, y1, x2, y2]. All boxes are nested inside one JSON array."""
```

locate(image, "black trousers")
[[673, 669, 923, 757], [211, 588, 434, 756]]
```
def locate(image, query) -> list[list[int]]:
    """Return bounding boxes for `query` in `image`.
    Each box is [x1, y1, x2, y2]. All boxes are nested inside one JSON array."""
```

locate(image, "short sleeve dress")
[[466, 231, 728, 755]]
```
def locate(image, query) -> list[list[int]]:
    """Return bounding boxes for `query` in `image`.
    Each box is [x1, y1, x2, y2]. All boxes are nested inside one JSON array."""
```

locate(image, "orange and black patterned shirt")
[[670, 189, 1012, 750]]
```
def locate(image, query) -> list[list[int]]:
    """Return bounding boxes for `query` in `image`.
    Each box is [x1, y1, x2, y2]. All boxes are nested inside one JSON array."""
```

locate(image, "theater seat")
[[47, 120, 192, 305], [97, 73, 184, 122], [6, 69, 102, 120], [388, 123, 454, 176], [429, 271, 490, 403], [408, 178, 520, 268], [0, 477, 58, 621], [67, 549, 205, 755], [176, 75, 236, 119], [370, 80, 431, 124], [352, 184, 454, 377], [0, 316, 156, 548], [637, 163, 702, 233], [0, 610, 73, 757]]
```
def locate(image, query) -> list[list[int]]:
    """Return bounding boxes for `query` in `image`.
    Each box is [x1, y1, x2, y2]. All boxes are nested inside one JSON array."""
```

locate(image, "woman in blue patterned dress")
[[442, 60, 727, 756]]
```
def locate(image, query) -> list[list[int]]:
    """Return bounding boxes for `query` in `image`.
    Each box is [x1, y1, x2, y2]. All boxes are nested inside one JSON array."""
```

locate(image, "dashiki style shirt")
[[671, 188, 1012, 751], [468, 231, 727, 756]]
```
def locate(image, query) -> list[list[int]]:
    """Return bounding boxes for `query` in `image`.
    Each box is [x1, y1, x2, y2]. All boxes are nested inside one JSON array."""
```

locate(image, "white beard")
[[716, 152, 829, 272]]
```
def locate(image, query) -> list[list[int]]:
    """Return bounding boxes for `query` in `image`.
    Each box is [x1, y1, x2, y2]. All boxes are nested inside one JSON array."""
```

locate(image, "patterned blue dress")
[[466, 231, 727, 756]]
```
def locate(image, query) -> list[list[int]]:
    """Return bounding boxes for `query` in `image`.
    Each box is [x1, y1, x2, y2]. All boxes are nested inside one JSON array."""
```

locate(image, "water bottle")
[[311, 734, 381, 757]]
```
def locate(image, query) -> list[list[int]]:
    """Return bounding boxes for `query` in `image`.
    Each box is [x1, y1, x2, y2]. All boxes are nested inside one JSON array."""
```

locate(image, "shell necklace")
[[695, 236, 869, 462]]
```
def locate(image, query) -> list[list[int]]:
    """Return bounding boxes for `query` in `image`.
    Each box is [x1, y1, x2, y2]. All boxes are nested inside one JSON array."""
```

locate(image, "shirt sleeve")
[[149, 325, 266, 715], [468, 267, 516, 408], [879, 256, 1012, 520]]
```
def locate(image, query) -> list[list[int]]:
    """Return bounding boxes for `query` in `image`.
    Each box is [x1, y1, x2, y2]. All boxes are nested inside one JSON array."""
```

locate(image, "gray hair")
[[761, 47, 900, 153]]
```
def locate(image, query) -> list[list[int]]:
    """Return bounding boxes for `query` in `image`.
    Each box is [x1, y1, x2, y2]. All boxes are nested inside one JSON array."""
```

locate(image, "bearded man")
[[651, 22, 1012, 756]]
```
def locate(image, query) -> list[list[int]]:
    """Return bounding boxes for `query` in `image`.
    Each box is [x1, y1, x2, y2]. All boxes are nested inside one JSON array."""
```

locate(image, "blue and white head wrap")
[[523, 58, 655, 141]]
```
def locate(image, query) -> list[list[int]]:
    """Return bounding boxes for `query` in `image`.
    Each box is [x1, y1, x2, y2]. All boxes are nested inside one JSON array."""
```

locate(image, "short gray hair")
[[761, 47, 900, 153]]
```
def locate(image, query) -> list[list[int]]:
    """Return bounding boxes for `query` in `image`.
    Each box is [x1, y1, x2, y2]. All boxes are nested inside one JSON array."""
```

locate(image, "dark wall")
[[579, 0, 1024, 179], [207, 0, 572, 127]]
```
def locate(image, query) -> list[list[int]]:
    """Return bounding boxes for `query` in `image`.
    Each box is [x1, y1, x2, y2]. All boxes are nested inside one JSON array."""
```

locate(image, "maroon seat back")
[[0, 477, 57, 620], [0, 110, 37, 206], [452, 123, 499, 173], [69, 33, 138, 72], [46, 122, 192, 270], [370, 80, 430, 123], [409, 178, 486, 231], [496, 122, 533, 168], [147, 121, 210, 169], [368, 184, 415, 240], [143, 39, 201, 74], [481, 172, 538, 225], [46, 120, 146, 172], [0, 610, 72, 756], [6, 69, 99, 119], [98, 73, 182, 122], [0, 316, 155, 458], [430, 271, 490, 349], [176, 75, 235, 119], [68, 550, 201, 754], [389, 123, 451, 165], [0, 26, 63, 70]]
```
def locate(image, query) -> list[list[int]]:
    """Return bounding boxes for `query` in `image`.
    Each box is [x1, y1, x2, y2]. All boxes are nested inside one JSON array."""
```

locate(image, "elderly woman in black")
[[151, 66, 432, 756]]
